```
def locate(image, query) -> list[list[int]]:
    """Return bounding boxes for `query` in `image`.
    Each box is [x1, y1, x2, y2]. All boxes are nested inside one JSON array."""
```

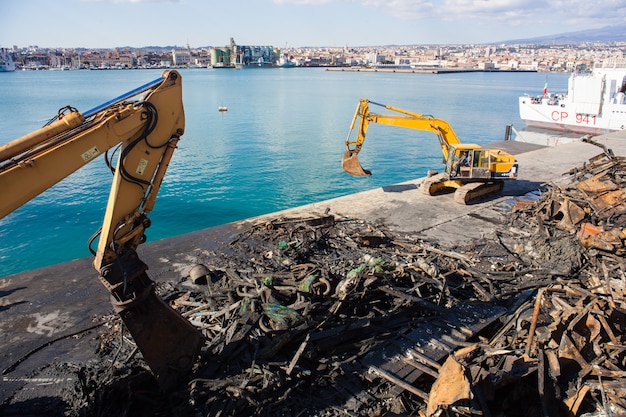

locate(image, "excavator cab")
[[447, 146, 492, 180], [446, 145, 517, 181]]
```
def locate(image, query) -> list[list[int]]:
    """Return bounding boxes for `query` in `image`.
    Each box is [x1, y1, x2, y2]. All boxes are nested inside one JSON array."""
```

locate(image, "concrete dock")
[[1, 130, 626, 409]]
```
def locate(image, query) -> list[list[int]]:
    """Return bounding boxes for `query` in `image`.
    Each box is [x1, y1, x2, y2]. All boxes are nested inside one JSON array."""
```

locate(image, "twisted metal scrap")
[[426, 151, 626, 417]]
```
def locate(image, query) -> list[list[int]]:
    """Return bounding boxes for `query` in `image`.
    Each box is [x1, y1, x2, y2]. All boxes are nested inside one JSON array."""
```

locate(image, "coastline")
[[326, 67, 538, 74]]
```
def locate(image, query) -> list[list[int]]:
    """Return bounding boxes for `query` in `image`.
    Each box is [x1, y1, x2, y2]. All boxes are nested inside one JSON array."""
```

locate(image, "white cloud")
[[361, 0, 436, 19], [80, 0, 181, 3], [273, 0, 338, 4], [275, 0, 626, 28]]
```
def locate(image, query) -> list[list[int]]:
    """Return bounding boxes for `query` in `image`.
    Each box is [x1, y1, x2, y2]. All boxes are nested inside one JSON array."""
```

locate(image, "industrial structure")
[[210, 38, 276, 68]]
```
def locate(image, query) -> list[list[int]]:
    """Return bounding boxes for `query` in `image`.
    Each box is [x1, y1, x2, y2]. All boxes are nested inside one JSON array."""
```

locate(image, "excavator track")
[[420, 174, 504, 205], [419, 173, 450, 196], [454, 180, 504, 205]]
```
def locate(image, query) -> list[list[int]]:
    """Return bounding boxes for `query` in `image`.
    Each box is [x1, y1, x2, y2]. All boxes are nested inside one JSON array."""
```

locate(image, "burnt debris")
[[2, 152, 625, 417]]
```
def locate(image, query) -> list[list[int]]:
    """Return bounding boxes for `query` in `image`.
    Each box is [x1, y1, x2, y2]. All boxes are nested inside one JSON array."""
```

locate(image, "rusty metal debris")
[[4, 153, 624, 417], [426, 151, 626, 417]]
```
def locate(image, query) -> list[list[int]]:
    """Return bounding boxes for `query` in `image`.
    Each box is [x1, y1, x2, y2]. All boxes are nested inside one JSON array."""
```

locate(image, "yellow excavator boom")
[[343, 99, 471, 176], [0, 70, 202, 391]]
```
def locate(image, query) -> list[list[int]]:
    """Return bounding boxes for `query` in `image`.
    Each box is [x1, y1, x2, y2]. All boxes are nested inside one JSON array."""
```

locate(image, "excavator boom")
[[0, 71, 202, 391], [343, 99, 464, 176]]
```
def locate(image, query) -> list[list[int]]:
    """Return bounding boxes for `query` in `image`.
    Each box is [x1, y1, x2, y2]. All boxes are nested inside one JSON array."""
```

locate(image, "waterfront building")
[[210, 47, 231, 67], [4, 42, 625, 72], [172, 48, 191, 66], [209, 38, 276, 68]]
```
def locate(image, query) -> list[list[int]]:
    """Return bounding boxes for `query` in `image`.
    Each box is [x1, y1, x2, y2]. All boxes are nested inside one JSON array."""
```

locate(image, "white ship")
[[0, 48, 16, 72], [519, 60, 626, 135], [276, 53, 295, 68]]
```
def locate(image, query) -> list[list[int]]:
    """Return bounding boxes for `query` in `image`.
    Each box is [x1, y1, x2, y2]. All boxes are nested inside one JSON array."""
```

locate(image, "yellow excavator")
[[0, 71, 202, 391], [342, 99, 519, 204]]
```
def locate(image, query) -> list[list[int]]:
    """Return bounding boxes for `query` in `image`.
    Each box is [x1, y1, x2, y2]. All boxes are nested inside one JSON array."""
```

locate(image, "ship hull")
[[519, 97, 626, 135], [519, 61, 626, 136]]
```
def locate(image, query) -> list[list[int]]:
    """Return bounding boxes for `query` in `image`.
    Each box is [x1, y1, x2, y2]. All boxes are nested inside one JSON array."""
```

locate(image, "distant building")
[[210, 47, 231, 67], [209, 38, 275, 68], [172, 48, 191, 66], [478, 62, 496, 70], [365, 52, 383, 65], [78, 49, 134, 69]]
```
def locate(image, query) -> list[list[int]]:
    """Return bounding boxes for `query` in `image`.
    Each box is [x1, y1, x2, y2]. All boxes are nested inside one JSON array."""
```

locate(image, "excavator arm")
[[342, 98, 465, 176], [0, 70, 202, 391]]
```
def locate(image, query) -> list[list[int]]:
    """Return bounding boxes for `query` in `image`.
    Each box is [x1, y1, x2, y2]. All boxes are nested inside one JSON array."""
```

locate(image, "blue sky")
[[2, 0, 625, 48]]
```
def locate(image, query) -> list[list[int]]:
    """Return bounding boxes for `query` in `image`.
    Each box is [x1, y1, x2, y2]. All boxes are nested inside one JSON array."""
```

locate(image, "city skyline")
[[2, 0, 625, 49]]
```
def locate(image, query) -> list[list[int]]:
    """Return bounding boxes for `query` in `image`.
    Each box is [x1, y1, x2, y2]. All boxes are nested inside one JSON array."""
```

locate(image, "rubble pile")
[[91, 215, 501, 416], [433, 151, 626, 417], [70, 153, 626, 417]]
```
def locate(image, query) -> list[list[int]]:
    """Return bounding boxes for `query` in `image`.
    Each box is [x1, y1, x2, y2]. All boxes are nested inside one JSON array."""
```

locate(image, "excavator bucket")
[[105, 265, 204, 392], [116, 288, 203, 392], [342, 149, 372, 176], [113, 282, 203, 391]]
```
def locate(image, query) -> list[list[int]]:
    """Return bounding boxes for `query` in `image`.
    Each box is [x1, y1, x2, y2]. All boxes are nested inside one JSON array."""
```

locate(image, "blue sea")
[[0, 67, 569, 277]]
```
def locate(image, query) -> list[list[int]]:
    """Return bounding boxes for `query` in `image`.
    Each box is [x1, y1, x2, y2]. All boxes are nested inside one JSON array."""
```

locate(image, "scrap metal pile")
[[429, 150, 626, 417], [80, 152, 624, 417]]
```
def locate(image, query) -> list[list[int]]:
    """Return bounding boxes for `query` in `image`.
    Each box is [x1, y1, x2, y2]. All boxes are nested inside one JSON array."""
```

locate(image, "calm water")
[[0, 68, 569, 277]]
